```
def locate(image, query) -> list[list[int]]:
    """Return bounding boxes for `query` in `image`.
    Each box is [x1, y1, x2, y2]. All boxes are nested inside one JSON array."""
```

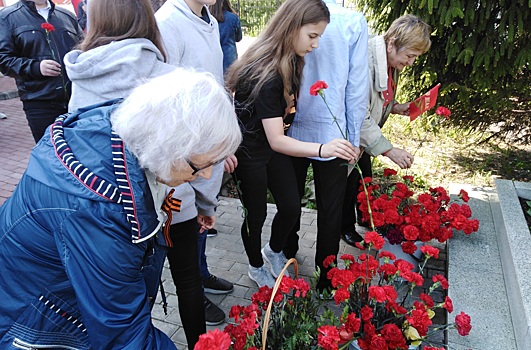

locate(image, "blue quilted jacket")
[[0, 101, 176, 349]]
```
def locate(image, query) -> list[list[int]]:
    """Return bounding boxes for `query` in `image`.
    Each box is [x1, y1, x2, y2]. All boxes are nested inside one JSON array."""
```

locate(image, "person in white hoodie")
[[155, 0, 233, 337]]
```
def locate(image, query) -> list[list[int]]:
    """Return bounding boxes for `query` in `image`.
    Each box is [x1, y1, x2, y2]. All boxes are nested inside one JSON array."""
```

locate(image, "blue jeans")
[[198, 228, 210, 280]]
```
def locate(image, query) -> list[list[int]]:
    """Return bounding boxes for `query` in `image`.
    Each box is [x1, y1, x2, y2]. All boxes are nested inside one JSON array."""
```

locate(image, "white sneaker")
[[262, 243, 290, 278], [248, 265, 275, 288]]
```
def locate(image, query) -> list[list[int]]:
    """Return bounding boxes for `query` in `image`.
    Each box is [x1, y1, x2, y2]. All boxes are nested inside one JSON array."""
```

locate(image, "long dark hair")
[[80, 0, 166, 61], [209, 0, 238, 23]]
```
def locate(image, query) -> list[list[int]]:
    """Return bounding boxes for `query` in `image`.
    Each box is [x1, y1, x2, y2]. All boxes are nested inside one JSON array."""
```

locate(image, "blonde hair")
[[384, 14, 432, 54], [226, 0, 329, 105]]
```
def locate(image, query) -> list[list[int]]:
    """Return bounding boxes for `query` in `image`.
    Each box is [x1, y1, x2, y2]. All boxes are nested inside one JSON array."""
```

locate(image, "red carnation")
[[459, 189, 470, 202], [420, 293, 435, 308], [360, 305, 374, 321], [435, 106, 451, 119], [402, 175, 414, 183], [195, 328, 231, 350], [364, 230, 385, 250], [403, 225, 419, 240], [333, 287, 350, 304], [383, 168, 397, 177], [368, 286, 387, 303], [444, 296, 454, 313], [41, 23, 55, 32], [455, 312, 472, 336], [420, 245, 440, 259], [344, 313, 361, 333], [408, 307, 432, 335], [401, 241, 418, 254], [323, 255, 336, 268], [378, 251, 396, 261], [432, 274, 449, 289], [310, 80, 328, 96], [317, 325, 340, 350], [381, 323, 407, 349]]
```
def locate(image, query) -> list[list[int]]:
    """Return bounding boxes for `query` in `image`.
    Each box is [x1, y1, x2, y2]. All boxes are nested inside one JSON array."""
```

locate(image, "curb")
[[493, 179, 531, 349], [0, 90, 18, 101]]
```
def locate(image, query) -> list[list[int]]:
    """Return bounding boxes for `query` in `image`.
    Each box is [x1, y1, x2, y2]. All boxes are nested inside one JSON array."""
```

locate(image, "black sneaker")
[[206, 228, 218, 238], [340, 230, 363, 247], [203, 275, 234, 295], [356, 220, 371, 228], [204, 296, 225, 326]]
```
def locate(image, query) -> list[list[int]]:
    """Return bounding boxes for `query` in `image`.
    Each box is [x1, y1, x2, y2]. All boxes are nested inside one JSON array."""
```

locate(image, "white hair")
[[111, 67, 242, 182]]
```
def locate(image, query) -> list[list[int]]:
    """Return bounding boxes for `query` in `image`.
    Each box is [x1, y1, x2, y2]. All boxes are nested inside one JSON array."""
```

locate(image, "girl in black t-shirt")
[[225, 0, 358, 289]]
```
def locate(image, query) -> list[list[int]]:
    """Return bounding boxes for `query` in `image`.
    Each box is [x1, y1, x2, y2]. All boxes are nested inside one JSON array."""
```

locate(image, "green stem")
[[231, 172, 250, 235], [320, 92, 348, 140]]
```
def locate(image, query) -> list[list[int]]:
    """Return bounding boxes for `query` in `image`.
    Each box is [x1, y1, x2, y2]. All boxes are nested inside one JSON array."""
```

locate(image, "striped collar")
[[51, 114, 146, 242]]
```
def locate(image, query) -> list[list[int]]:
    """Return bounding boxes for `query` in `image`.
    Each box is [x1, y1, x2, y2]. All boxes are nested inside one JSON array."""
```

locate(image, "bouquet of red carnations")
[[357, 168, 479, 255], [323, 236, 472, 350]]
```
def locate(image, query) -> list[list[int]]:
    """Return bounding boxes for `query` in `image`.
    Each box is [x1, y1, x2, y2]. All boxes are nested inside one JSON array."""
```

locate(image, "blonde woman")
[[342, 14, 432, 245], [226, 0, 357, 290]]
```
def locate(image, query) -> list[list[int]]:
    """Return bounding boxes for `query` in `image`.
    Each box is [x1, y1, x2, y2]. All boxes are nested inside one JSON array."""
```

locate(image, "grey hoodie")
[[156, 0, 223, 85], [64, 38, 175, 112], [156, 0, 225, 224]]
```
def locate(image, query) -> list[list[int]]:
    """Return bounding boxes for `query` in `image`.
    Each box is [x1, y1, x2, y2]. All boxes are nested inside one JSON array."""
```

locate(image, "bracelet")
[[318, 144, 323, 158]]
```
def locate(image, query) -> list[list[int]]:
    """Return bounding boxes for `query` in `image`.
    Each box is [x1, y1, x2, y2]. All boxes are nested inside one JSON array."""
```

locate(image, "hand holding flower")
[[320, 138, 358, 161], [39, 60, 62, 77]]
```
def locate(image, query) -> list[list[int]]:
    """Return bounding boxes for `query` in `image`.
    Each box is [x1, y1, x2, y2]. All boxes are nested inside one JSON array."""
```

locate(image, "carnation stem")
[[319, 92, 348, 140]]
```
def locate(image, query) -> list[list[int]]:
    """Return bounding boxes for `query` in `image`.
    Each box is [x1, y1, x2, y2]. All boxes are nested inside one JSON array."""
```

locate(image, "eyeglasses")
[[186, 158, 225, 175]]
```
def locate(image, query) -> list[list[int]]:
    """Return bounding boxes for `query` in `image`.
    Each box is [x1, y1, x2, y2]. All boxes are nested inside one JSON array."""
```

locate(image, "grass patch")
[[378, 113, 531, 188]]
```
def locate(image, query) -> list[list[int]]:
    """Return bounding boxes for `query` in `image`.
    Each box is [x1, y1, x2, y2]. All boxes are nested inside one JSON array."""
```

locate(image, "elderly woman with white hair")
[[0, 68, 241, 350]]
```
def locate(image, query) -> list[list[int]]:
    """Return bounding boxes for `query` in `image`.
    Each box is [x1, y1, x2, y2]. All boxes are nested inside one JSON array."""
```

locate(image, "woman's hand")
[[197, 215, 215, 233], [320, 139, 359, 161], [391, 103, 410, 116], [224, 154, 238, 173], [384, 147, 414, 169]]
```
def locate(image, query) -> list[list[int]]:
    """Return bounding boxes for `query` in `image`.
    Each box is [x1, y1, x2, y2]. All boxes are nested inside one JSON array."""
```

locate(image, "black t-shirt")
[[234, 74, 288, 148]]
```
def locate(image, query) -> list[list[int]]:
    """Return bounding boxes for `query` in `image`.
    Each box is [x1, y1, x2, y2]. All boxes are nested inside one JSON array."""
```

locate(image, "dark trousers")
[[166, 219, 205, 349], [342, 152, 373, 234], [235, 148, 301, 268], [23, 102, 67, 143], [285, 157, 348, 290]]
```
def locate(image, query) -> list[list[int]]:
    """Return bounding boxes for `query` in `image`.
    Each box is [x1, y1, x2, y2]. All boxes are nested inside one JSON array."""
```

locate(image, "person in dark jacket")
[[0, 0, 83, 142], [0, 68, 242, 350], [77, 0, 87, 31], [209, 0, 242, 74]]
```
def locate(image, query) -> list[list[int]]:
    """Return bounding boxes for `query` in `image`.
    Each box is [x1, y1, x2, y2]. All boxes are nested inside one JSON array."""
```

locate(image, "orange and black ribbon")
[[160, 188, 182, 247]]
